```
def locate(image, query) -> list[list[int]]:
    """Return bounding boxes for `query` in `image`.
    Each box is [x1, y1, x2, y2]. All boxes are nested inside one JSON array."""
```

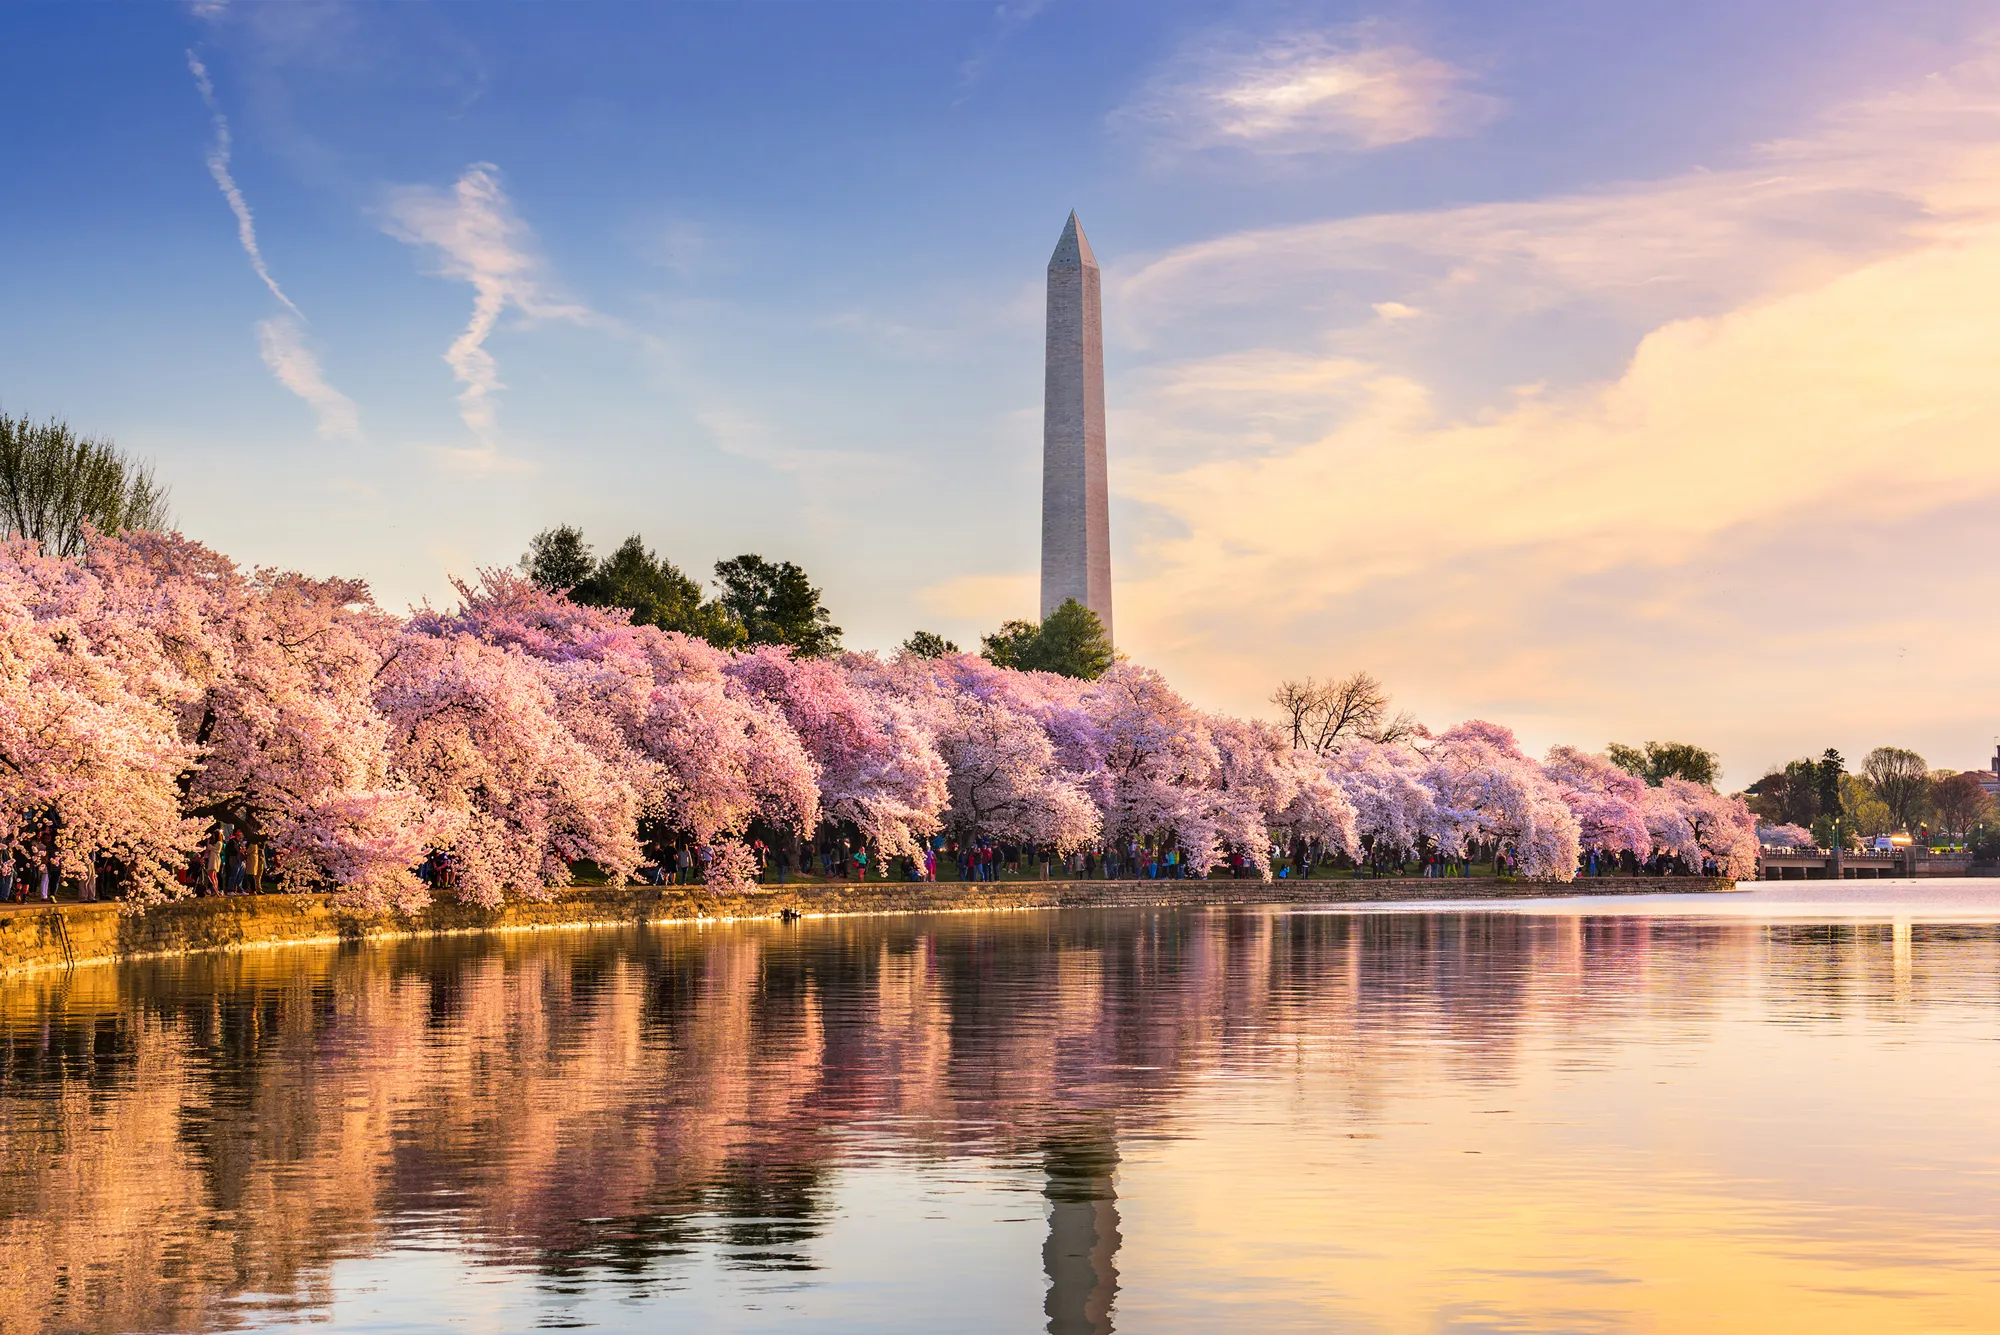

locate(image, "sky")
[[2, 0, 1997, 788]]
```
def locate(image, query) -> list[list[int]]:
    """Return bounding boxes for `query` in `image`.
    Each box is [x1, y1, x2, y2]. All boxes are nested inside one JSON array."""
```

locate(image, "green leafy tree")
[[0, 412, 171, 557], [979, 619, 1041, 670], [714, 554, 841, 656], [1840, 772, 1895, 838], [1862, 746, 1931, 833], [1032, 599, 1116, 679], [525, 528, 744, 646], [1746, 756, 1830, 826], [1970, 817, 2000, 864], [1815, 749, 1850, 849], [522, 524, 596, 592], [900, 630, 959, 658], [583, 536, 745, 646], [1816, 749, 1845, 817], [1607, 740, 1720, 788], [979, 599, 1114, 680]]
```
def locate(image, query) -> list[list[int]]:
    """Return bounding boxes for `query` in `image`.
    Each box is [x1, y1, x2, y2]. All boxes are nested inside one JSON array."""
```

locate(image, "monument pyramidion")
[[1041, 211, 1113, 645]]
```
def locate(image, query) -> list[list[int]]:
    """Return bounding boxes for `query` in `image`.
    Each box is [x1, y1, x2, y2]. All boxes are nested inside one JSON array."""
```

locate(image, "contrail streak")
[[187, 51, 304, 321]]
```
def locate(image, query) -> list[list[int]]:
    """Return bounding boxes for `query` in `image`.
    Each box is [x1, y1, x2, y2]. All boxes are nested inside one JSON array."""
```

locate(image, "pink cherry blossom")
[[1, 530, 1762, 907], [859, 651, 1096, 852], [725, 645, 944, 859], [1422, 722, 1581, 880], [0, 537, 201, 900], [1543, 745, 1652, 858], [374, 630, 640, 908], [84, 532, 436, 905], [1757, 822, 1814, 850], [1645, 778, 1760, 878], [1206, 714, 1358, 876], [411, 570, 819, 895], [1325, 738, 1441, 862]]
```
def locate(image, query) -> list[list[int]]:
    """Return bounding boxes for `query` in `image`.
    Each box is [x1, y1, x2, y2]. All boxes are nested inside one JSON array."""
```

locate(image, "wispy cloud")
[[257, 315, 358, 439], [635, 216, 714, 278], [187, 52, 302, 320], [1105, 42, 2000, 778], [1117, 30, 1501, 156], [958, 0, 1052, 95], [188, 50, 360, 439], [696, 405, 884, 477], [1113, 46, 2000, 403], [382, 164, 588, 466]]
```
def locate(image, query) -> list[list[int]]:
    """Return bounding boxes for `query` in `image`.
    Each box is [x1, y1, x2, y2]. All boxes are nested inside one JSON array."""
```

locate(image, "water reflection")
[[0, 904, 1997, 1332], [1043, 1122, 1120, 1335]]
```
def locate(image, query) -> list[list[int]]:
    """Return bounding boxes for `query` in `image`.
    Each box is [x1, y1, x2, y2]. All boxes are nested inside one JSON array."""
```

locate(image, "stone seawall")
[[0, 876, 1735, 976]]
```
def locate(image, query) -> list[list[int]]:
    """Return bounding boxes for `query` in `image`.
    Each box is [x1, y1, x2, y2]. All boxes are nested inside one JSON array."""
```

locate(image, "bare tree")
[[1862, 746, 1931, 834], [1271, 678, 1326, 752], [1930, 771, 1993, 839], [1370, 708, 1422, 745], [0, 413, 170, 557], [1271, 671, 1408, 753]]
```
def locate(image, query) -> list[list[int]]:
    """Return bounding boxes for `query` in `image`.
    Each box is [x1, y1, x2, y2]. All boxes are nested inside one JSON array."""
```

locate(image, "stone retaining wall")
[[0, 876, 1734, 976]]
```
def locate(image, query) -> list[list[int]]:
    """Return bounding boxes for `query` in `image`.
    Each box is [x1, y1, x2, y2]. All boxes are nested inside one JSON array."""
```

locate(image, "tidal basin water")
[[5, 885, 2000, 1333]]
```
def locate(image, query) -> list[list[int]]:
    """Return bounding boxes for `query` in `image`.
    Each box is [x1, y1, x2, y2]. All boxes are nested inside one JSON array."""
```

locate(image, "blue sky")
[[3, 1, 1998, 784]]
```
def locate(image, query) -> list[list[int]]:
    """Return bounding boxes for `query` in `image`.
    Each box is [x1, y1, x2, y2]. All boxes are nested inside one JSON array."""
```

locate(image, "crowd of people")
[[4, 819, 276, 903], [717, 834, 1243, 886], [5, 821, 1736, 907], [611, 830, 1731, 892], [1, 815, 64, 904]]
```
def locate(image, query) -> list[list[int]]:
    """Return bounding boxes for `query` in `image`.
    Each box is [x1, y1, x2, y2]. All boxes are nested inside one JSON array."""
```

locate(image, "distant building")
[[1980, 744, 2000, 802]]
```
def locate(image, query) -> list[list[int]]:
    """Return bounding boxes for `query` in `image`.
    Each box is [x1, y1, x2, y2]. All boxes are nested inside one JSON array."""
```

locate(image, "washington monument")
[[1041, 211, 1113, 645]]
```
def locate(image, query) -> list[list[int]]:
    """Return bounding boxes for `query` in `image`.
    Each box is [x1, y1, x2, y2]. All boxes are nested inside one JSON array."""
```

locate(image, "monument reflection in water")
[[4, 900, 2000, 1333]]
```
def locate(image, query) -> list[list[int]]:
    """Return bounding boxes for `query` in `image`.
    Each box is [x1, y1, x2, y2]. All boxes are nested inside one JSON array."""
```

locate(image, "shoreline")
[[0, 876, 1737, 977]]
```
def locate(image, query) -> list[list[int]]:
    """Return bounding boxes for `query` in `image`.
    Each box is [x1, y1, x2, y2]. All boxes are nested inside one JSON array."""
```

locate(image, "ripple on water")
[[1, 892, 1998, 1332]]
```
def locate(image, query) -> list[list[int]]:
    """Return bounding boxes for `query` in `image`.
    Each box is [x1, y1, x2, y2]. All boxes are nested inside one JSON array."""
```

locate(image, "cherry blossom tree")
[[1075, 665, 1243, 872], [1422, 721, 1580, 880], [87, 532, 437, 906], [1757, 822, 1815, 850], [1645, 778, 1760, 878], [1325, 738, 1441, 868], [1207, 714, 1359, 876], [411, 570, 819, 895], [0, 537, 200, 900], [189, 570, 433, 907], [860, 651, 1097, 852], [725, 645, 944, 859], [374, 630, 639, 908], [3, 532, 1757, 909], [635, 630, 819, 875], [1543, 745, 1652, 860]]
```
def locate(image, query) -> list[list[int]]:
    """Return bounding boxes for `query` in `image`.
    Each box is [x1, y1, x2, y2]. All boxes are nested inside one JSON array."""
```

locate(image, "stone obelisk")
[[1041, 211, 1113, 644]]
